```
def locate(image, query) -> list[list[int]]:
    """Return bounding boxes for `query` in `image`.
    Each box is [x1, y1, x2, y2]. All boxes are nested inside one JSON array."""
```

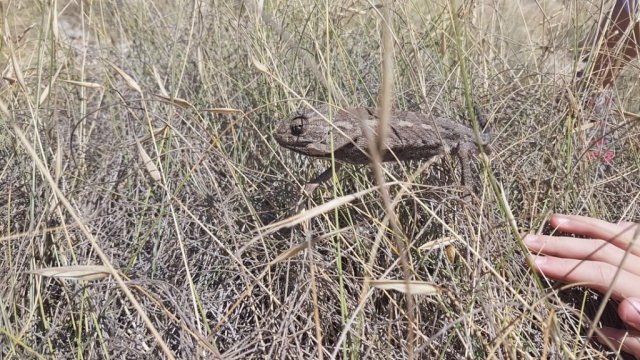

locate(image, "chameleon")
[[274, 104, 492, 193]]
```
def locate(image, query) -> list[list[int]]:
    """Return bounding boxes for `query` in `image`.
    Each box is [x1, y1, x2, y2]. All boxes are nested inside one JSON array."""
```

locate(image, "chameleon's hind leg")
[[457, 146, 474, 199]]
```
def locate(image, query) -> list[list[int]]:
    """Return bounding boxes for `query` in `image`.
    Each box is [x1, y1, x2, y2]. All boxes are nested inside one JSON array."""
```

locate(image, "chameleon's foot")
[[458, 186, 474, 205], [290, 165, 342, 215], [303, 164, 342, 197], [303, 183, 320, 195]]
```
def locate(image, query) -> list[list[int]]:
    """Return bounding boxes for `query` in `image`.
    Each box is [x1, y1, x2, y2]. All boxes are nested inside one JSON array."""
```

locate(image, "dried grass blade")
[[237, 182, 400, 256], [0, 99, 9, 117], [50, 0, 59, 40], [106, 60, 142, 94], [200, 108, 242, 114], [135, 138, 161, 182], [28, 265, 111, 281], [54, 132, 62, 183], [251, 56, 269, 74], [155, 94, 193, 109], [196, 46, 204, 79], [260, 184, 393, 234], [5, 23, 27, 92], [272, 238, 321, 264], [152, 65, 168, 96], [39, 65, 63, 105], [418, 236, 458, 251], [370, 279, 440, 295], [271, 228, 349, 264], [61, 79, 102, 89]]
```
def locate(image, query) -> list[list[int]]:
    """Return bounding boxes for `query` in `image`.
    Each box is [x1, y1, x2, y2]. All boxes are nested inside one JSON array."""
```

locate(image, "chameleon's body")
[[274, 105, 491, 189]]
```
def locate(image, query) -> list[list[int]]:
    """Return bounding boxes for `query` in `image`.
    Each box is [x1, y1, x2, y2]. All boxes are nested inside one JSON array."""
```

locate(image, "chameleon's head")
[[273, 105, 357, 158]]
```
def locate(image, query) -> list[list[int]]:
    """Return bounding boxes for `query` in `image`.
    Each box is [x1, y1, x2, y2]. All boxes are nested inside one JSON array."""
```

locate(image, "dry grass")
[[1, 0, 639, 359]]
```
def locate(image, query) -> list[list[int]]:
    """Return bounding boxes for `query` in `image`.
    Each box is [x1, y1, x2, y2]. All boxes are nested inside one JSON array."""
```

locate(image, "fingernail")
[[627, 320, 640, 330], [533, 255, 546, 265], [553, 215, 570, 226], [595, 327, 617, 344], [624, 318, 640, 330], [625, 299, 640, 329], [523, 234, 537, 245]]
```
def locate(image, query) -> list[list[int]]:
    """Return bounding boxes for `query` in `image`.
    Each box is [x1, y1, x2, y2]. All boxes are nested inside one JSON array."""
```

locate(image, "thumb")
[[619, 298, 640, 330]]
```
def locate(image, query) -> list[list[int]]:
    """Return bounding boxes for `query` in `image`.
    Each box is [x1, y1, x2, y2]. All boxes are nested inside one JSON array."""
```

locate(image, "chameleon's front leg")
[[303, 163, 343, 195], [291, 163, 344, 215]]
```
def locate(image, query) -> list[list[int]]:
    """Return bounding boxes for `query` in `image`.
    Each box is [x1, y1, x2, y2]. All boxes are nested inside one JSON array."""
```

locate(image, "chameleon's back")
[[372, 108, 491, 161]]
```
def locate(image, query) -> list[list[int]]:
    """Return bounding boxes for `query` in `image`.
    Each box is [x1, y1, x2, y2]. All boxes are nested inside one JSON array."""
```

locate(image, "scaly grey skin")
[[274, 104, 492, 191]]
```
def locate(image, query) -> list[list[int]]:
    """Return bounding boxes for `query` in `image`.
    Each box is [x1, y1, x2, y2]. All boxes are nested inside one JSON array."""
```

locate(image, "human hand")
[[524, 214, 640, 357]]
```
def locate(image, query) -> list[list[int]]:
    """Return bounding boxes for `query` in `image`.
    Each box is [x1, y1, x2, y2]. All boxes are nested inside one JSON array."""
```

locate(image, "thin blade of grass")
[[61, 79, 102, 89], [28, 265, 111, 281], [200, 108, 243, 114], [50, 0, 58, 40]]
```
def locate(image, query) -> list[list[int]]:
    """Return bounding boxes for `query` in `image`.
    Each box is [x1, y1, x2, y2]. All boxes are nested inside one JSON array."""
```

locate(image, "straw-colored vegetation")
[[1, 0, 639, 358]]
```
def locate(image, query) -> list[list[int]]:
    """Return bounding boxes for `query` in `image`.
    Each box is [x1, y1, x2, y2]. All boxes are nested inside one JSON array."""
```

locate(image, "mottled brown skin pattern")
[[274, 104, 492, 187]]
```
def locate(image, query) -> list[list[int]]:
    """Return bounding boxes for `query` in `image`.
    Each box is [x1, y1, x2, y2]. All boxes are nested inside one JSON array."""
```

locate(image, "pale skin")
[[524, 214, 640, 357], [579, 0, 639, 91], [541, 3, 640, 355]]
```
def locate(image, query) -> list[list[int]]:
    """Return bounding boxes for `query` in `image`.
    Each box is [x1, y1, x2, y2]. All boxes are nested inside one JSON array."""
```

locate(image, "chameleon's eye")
[[290, 117, 306, 136]]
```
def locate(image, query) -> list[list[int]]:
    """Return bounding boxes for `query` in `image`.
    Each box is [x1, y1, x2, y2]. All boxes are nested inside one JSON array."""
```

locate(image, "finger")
[[550, 214, 640, 256], [524, 234, 640, 276], [596, 328, 640, 358], [529, 255, 640, 300], [619, 299, 640, 331], [550, 215, 639, 236]]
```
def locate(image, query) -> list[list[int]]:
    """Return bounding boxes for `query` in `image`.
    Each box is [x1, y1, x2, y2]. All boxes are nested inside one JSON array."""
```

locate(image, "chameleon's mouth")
[[273, 132, 313, 148], [278, 142, 309, 152], [280, 143, 328, 157]]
